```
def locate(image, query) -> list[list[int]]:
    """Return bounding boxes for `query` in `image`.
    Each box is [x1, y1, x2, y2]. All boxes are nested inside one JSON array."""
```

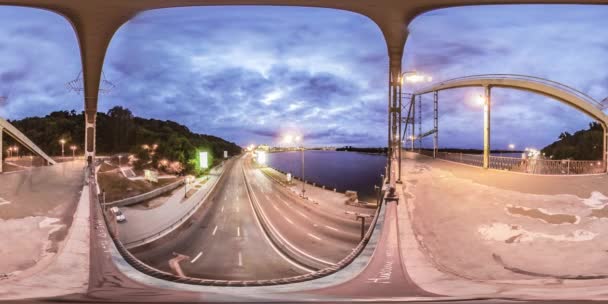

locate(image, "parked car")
[[110, 206, 127, 223]]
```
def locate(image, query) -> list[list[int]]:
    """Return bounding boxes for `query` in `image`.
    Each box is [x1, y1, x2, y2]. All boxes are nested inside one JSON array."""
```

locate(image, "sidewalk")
[[0, 184, 90, 301], [118, 162, 227, 248], [262, 167, 376, 219], [395, 157, 608, 300]]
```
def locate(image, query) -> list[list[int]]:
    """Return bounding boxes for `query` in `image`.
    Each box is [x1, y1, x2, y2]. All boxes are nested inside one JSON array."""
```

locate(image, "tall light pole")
[[399, 71, 432, 183], [295, 135, 305, 198], [70, 145, 77, 159], [59, 139, 66, 158], [13, 146, 19, 158]]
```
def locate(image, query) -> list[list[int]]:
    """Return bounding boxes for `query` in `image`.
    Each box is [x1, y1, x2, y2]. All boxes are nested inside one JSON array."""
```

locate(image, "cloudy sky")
[[0, 5, 607, 149]]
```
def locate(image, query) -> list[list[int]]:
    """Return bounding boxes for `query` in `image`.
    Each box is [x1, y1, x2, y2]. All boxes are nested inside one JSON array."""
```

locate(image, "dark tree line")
[[541, 122, 603, 160], [6, 106, 242, 174]]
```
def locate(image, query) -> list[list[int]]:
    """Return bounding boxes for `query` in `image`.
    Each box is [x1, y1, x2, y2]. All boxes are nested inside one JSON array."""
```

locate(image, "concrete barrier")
[[104, 179, 184, 207]]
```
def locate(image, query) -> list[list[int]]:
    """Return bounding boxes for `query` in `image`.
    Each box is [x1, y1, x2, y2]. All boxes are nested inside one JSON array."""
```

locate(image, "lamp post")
[[398, 71, 432, 183], [283, 134, 306, 198], [13, 146, 19, 158], [295, 136, 306, 198], [70, 145, 77, 159], [59, 139, 66, 158]]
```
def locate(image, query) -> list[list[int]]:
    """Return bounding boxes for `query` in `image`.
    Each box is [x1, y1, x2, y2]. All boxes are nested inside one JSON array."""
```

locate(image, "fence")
[[417, 150, 605, 175]]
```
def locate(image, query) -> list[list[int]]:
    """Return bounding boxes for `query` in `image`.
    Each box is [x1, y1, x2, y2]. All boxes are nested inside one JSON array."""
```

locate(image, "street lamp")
[[70, 145, 77, 159], [398, 70, 433, 183], [13, 146, 19, 158], [294, 135, 306, 198], [59, 139, 66, 158]]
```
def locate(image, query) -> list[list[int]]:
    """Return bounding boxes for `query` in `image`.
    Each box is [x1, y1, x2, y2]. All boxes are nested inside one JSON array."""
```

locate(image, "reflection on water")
[[266, 150, 386, 203]]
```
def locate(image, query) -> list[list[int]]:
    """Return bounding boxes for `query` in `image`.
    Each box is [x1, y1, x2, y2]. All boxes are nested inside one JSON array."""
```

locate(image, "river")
[[266, 150, 386, 204]]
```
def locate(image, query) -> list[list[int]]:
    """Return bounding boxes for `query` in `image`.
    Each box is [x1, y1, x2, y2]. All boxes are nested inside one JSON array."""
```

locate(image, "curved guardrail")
[[93, 161, 387, 286], [414, 74, 603, 109]]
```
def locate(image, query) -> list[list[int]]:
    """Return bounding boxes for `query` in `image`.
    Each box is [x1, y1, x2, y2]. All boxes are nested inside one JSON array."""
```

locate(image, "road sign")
[[144, 170, 158, 183], [224, 150, 228, 158], [199, 151, 209, 169], [286, 173, 292, 183]]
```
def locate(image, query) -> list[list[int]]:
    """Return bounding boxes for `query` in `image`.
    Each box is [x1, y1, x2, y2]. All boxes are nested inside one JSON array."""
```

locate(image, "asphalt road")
[[134, 156, 307, 280], [243, 156, 364, 266]]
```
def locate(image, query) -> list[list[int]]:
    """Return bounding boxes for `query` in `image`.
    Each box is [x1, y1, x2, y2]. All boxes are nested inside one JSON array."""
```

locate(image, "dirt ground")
[[402, 153, 608, 281]]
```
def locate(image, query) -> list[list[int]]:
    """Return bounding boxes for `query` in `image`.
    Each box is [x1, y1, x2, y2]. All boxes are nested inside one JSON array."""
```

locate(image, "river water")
[[266, 150, 386, 204]]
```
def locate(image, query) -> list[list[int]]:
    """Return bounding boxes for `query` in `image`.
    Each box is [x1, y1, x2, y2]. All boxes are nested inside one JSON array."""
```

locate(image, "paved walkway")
[[118, 162, 227, 247], [0, 184, 90, 301], [397, 152, 608, 300]]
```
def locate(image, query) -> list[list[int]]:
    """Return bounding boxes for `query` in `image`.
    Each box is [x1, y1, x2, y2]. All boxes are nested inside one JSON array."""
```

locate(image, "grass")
[[97, 171, 180, 202]]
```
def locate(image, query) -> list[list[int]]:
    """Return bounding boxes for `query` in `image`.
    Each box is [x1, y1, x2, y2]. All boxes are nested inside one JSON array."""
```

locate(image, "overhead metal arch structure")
[[413, 74, 608, 171], [0, 117, 57, 173]]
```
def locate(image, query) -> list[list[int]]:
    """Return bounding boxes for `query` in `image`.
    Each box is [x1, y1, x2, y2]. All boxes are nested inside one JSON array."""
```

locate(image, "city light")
[[475, 94, 486, 106], [508, 144, 515, 150], [257, 151, 267, 165]]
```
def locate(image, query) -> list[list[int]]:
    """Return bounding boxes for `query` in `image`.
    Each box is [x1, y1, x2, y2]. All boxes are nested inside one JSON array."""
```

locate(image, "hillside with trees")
[[6, 106, 241, 174], [541, 122, 603, 160]]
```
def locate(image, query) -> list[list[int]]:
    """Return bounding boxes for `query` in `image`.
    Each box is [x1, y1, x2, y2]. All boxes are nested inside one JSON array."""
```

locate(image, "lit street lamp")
[[70, 145, 77, 159], [398, 70, 433, 183], [59, 139, 66, 158], [13, 146, 19, 158], [283, 134, 306, 198]]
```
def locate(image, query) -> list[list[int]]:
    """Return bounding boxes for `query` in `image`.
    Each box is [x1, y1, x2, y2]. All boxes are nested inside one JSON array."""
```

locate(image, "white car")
[[110, 207, 127, 223]]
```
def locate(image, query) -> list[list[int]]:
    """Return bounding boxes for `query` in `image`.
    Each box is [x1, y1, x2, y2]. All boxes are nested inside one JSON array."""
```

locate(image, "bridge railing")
[[417, 150, 605, 175]]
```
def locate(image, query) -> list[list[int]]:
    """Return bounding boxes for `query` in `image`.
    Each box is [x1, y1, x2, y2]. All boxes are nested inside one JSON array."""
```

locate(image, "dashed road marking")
[[191, 251, 203, 263], [212, 225, 218, 236], [325, 225, 339, 232], [238, 252, 243, 266], [221, 206, 224, 213], [236, 206, 240, 213], [0, 197, 10, 206], [307, 233, 321, 241], [237, 226, 241, 237], [297, 210, 310, 219], [285, 217, 294, 224]]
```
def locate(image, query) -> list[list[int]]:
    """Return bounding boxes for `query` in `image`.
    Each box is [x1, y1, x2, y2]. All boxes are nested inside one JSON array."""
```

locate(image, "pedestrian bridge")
[[411, 74, 608, 172], [0, 116, 56, 172]]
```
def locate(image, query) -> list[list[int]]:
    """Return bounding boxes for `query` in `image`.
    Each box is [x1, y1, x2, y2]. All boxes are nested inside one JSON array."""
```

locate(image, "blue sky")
[[0, 5, 606, 149]]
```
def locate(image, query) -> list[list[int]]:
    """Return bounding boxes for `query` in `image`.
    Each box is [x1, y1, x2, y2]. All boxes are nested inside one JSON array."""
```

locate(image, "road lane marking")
[[212, 225, 218, 236], [221, 206, 224, 213], [190, 251, 203, 263], [242, 168, 318, 272], [237, 226, 241, 237], [236, 206, 240, 213], [297, 210, 310, 219], [273, 203, 279, 211], [238, 252, 243, 266], [325, 225, 339, 232], [285, 217, 294, 224], [307, 233, 322, 241]]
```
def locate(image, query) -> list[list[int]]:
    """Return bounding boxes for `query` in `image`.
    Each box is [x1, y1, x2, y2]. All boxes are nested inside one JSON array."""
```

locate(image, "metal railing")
[[418, 150, 605, 175]]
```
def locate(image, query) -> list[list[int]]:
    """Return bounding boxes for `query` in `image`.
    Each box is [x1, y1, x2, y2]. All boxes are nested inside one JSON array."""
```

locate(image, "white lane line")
[[325, 225, 339, 232], [297, 210, 310, 219], [0, 201, 11, 206], [212, 225, 218, 236], [238, 252, 243, 266], [273, 204, 279, 211], [242, 169, 317, 272], [307, 233, 322, 241], [285, 217, 294, 224], [221, 206, 224, 213], [190, 251, 203, 263], [237, 226, 241, 237], [236, 206, 240, 213]]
